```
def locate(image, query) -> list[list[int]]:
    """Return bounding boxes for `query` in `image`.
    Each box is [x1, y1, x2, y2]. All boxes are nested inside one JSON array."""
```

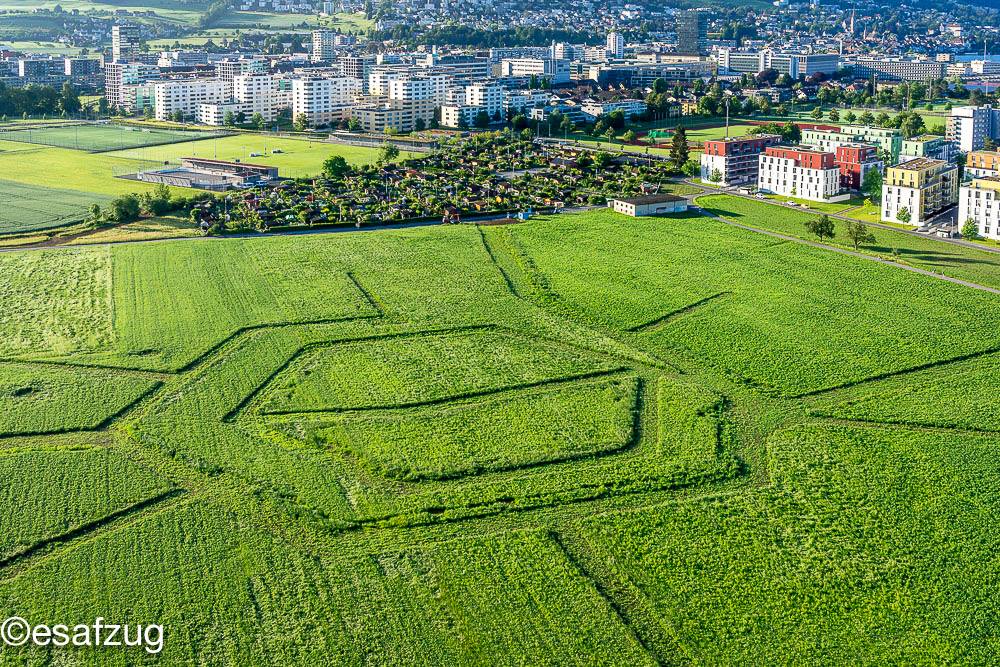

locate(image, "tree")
[[473, 110, 491, 128], [223, 110, 236, 127], [804, 214, 835, 241], [681, 158, 700, 177], [861, 168, 883, 203], [622, 129, 637, 143], [252, 112, 265, 130], [414, 118, 426, 131], [859, 110, 875, 126], [962, 218, 981, 240], [828, 108, 840, 122], [843, 110, 857, 124], [670, 126, 689, 170], [709, 168, 722, 183], [377, 143, 400, 165], [293, 113, 309, 132], [896, 207, 911, 224], [845, 219, 875, 250], [323, 154, 350, 179], [107, 194, 141, 224], [985, 137, 997, 151]]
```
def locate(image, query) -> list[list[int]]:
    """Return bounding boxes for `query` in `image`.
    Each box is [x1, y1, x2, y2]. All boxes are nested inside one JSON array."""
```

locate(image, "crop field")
[[0, 123, 229, 152], [0, 178, 110, 234], [0, 203, 998, 663]]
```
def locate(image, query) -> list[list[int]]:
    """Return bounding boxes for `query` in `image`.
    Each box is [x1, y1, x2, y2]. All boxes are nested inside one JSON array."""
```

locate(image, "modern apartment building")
[[606, 32, 624, 59], [440, 82, 504, 127], [848, 57, 947, 81], [699, 134, 782, 186], [959, 176, 1000, 239], [312, 30, 337, 62], [291, 76, 362, 126], [881, 158, 959, 225], [104, 61, 159, 110], [579, 99, 647, 120], [112, 24, 140, 62], [387, 73, 449, 104], [947, 105, 1000, 152], [499, 58, 570, 85], [503, 89, 552, 114], [716, 49, 840, 79], [757, 146, 845, 202], [898, 135, 956, 164], [675, 10, 707, 56], [965, 150, 1000, 178], [802, 125, 903, 163], [350, 99, 435, 133], [835, 144, 883, 191], [154, 78, 228, 121], [233, 73, 282, 121]]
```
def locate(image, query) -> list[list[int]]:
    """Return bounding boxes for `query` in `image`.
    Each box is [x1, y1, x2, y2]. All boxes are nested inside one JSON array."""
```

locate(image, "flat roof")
[[892, 157, 947, 171], [614, 194, 686, 205]]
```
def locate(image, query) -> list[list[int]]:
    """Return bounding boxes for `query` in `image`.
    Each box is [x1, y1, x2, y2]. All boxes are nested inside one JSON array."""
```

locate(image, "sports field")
[[0, 123, 229, 152], [0, 136, 392, 233], [0, 203, 998, 662]]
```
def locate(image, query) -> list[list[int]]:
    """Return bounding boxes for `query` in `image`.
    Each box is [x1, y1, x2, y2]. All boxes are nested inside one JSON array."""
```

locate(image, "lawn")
[[0, 178, 109, 234], [0, 123, 229, 152], [0, 205, 999, 663], [104, 135, 409, 178]]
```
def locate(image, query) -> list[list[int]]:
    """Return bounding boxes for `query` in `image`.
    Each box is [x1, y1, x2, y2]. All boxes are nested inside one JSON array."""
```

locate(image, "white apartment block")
[[606, 32, 624, 59], [387, 74, 449, 104], [197, 101, 245, 126], [947, 105, 1000, 153], [580, 99, 647, 121], [503, 89, 551, 113], [499, 58, 570, 84], [104, 61, 159, 110], [291, 76, 361, 127], [959, 178, 1000, 240], [312, 30, 337, 62], [465, 82, 503, 116], [154, 79, 228, 121], [757, 147, 844, 202], [234, 73, 282, 121]]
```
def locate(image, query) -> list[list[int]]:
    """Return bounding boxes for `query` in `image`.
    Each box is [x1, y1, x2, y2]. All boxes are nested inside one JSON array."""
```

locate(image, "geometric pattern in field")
[[2, 210, 1000, 663], [0, 178, 109, 234], [0, 123, 229, 153]]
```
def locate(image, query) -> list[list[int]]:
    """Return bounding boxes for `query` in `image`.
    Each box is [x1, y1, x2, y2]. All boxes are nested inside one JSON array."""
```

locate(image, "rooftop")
[[891, 157, 947, 171], [614, 194, 686, 205]]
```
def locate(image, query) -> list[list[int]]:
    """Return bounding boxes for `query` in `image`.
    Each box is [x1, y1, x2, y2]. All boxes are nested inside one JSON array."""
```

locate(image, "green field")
[[0, 123, 229, 152], [0, 201, 999, 662], [0, 135, 391, 234]]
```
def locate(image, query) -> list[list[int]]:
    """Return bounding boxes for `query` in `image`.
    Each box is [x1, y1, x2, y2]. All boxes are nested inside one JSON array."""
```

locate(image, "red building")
[[834, 144, 883, 191], [700, 134, 782, 186]]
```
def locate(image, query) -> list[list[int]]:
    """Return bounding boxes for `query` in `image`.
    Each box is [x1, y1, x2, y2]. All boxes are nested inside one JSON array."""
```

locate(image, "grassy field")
[[0, 136, 391, 234], [105, 135, 414, 178], [0, 202, 999, 662], [697, 193, 1000, 291], [0, 123, 228, 152]]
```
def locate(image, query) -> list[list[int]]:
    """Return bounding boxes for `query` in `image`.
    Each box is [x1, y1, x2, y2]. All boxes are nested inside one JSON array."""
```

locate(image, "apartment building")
[[580, 99, 647, 121], [312, 30, 337, 62], [965, 150, 1000, 178], [503, 89, 551, 114], [387, 73, 449, 104], [233, 73, 282, 121], [112, 24, 140, 63], [350, 99, 435, 133], [699, 134, 782, 186], [606, 32, 624, 59], [104, 61, 159, 110], [291, 76, 361, 126], [757, 146, 844, 202], [499, 58, 570, 85], [835, 144, 883, 190], [216, 58, 268, 91], [339, 54, 377, 81], [802, 126, 903, 163], [197, 101, 245, 126], [959, 176, 1000, 239], [898, 135, 956, 164], [675, 10, 707, 56], [881, 158, 959, 225], [154, 78, 228, 121], [716, 48, 840, 78], [848, 57, 947, 81], [947, 105, 1000, 152]]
